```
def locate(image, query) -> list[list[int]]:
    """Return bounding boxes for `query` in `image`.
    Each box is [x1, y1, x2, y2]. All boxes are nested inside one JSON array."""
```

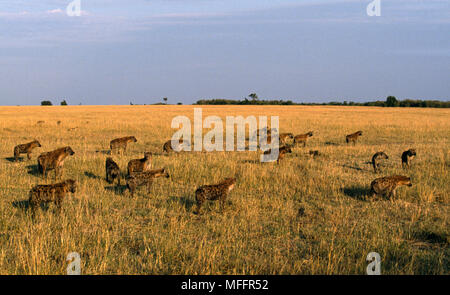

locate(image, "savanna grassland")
[[0, 105, 448, 275]]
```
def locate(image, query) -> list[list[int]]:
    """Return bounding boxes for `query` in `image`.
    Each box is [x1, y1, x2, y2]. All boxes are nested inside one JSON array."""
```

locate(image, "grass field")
[[0, 105, 448, 275]]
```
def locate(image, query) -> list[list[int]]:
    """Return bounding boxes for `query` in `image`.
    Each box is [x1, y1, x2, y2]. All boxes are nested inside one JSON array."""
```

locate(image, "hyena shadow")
[[167, 195, 196, 211], [240, 159, 260, 164], [104, 185, 128, 195], [95, 150, 111, 155], [84, 171, 102, 180], [5, 157, 20, 162], [12, 200, 50, 212], [325, 141, 340, 146], [342, 164, 371, 173], [342, 186, 372, 201], [26, 164, 41, 177]]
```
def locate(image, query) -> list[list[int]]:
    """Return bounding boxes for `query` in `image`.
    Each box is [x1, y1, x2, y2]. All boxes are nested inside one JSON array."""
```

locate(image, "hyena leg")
[[195, 201, 203, 214], [220, 197, 226, 212], [14, 148, 20, 162], [116, 175, 120, 186], [55, 198, 63, 211], [303, 141, 306, 147], [55, 167, 60, 181], [27, 151, 32, 160]]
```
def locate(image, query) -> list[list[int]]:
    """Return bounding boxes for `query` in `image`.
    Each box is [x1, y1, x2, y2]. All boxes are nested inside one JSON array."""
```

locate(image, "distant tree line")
[[195, 95, 450, 108], [40, 99, 69, 106]]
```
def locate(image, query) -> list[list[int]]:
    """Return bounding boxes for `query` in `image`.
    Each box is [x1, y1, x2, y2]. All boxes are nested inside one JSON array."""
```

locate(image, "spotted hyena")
[[194, 177, 236, 214], [28, 179, 77, 213], [251, 127, 278, 140], [346, 131, 363, 145], [401, 149, 416, 169], [14, 140, 41, 162], [370, 175, 412, 199], [126, 168, 170, 197], [309, 150, 321, 158], [279, 133, 294, 144], [106, 157, 121, 185], [37, 146, 75, 180], [294, 131, 313, 147], [128, 152, 152, 175], [110, 136, 137, 154], [263, 145, 292, 163], [372, 151, 389, 173], [163, 139, 190, 153]]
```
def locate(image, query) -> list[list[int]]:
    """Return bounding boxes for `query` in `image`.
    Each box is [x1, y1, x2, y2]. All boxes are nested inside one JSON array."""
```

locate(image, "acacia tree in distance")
[[249, 93, 258, 101], [41, 100, 52, 106], [386, 96, 399, 107]]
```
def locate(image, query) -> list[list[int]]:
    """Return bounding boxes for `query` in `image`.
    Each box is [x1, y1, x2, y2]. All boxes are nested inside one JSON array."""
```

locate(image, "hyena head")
[[287, 133, 294, 139], [398, 176, 412, 187], [223, 177, 237, 191], [282, 146, 292, 154], [65, 179, 77, 193], [131, 136, 137, 143], [409, 149, 416, 157], [310, 150, 319, 156], [307, 131, 314, 137], [65, 146, 75, 155], [144, 152, 152, 159], [380, 152, 389, 159], [356, 131, 363, 136], [33, 140, 42, 147], [155, 168, 170, 178]]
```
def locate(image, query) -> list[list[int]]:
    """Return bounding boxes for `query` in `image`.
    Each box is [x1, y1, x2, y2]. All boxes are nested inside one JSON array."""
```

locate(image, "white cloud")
[[46, 8, 63, 14]]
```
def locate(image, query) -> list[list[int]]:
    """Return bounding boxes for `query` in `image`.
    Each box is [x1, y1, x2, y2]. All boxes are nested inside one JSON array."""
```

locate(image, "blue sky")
[[0, 0, 449, 105]]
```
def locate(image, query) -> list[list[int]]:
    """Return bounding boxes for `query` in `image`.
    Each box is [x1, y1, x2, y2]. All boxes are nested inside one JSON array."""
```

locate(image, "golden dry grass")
[[0, 105, 448, 274]]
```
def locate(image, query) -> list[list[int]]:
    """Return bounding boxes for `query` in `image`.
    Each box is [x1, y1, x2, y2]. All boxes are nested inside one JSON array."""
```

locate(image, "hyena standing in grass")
[[372, 152, 389, 173], [346, 131, 363, 145], [402, 149, 416, 169], [126, 168, 170, 197], [194, 177, 236, 214], [370, 175, 412, 200], [110, 136, 137, 155], [37, 146, 75, 180], [163, 139, 190, 154], [263, 146, 292, 163], [128, 152, 152, 175], [279, 133, 294, 144], [294, 131, 313, 147], [13, 140, 41, 161], [105, 157, 121, 185], [28, 179, 77, 213]]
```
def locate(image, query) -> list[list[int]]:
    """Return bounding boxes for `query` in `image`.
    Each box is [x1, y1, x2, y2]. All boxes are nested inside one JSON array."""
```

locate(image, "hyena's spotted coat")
[[401, 149, 416, 169], [128, 152, 152, 175], [37, 146, 75, 180], [110, 136, 137, 154], [105, 157, 121, 185], [194, 177, 236, 214], [14, 140, 41, 161], [370, 175, 412, 199], [163, 139, 190, 153], [126, 168, 170, 197], [372, 151, 389, 173], [294, 131, 313, 147], [346, 131, 363, 145], [263, 146, 292, 163], [29, 179, 77, 212]]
